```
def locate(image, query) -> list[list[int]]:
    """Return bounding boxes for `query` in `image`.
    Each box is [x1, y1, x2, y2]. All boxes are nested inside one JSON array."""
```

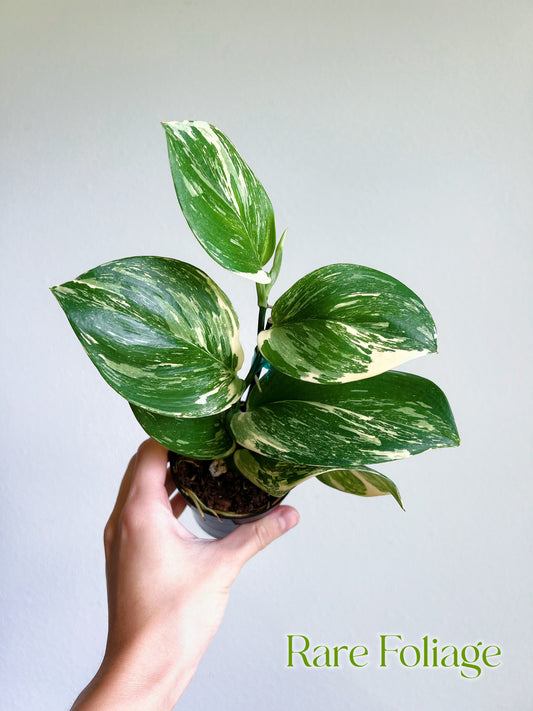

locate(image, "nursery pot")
[[168, 451, 287, 539]]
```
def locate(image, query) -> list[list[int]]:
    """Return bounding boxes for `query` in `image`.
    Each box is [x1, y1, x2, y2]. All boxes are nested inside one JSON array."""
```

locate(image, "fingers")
[[106, 440, 171, 541], [127, 438, 169, 505], [219, 505, 299, 569], [105, 452, 138, 541]]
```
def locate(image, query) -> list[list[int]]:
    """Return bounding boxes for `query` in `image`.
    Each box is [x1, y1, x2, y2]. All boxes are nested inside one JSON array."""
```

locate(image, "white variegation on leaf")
[[258, 263, 437, 384], [51, 256, 245, 417], [317, 467, 404, 509], [233, 449, 403, 508], [163, 121, 276, 283], [130, 403, 235, 460], [230, 369, 459, 467], [233, 449, 329, 496]]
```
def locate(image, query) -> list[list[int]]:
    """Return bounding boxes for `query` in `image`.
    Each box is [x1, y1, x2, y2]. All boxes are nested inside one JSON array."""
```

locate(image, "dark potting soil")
[[168, 452, 280, 515]]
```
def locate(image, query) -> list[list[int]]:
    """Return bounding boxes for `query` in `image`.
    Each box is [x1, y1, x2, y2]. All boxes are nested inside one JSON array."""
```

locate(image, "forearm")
[[71, 635, 198, 711]]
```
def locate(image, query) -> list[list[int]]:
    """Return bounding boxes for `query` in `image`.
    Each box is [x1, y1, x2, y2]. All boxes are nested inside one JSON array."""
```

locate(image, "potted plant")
[[51, 120, 460, 538]]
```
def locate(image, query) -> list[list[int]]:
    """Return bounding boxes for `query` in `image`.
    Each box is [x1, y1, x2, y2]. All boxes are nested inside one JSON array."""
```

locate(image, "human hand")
[[71, 439, 299, 711]]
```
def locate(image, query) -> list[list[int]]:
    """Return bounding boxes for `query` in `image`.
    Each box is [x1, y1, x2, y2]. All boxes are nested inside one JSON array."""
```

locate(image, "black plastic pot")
[[168, 451, 287, 539], [185, 501, 285, 539]]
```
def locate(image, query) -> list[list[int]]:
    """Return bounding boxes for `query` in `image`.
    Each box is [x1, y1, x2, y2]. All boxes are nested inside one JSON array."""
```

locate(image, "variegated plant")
[[51, 120, 459, 512]]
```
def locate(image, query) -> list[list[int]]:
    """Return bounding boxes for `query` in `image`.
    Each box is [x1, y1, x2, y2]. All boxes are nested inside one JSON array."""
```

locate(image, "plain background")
[[2, 1, 532, 709]]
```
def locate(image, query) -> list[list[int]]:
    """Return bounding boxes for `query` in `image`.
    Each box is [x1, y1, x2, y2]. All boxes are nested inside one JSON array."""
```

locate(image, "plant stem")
[[246, 231, 286, 401], [243, 303, 268, 394], [244, 347, 264, 387], [256, 281, 268, 309], [257, 305, 267, 334]]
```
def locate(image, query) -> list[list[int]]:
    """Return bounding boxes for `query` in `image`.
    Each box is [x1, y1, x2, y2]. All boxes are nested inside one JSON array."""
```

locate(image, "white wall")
[[2, 1, 532, 708]]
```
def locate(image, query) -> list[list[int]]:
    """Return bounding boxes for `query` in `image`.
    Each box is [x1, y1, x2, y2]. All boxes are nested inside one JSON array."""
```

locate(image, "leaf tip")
[[447, 420, 461, 447], [391, 489, 405, 510], [161, 121, 180, 139]]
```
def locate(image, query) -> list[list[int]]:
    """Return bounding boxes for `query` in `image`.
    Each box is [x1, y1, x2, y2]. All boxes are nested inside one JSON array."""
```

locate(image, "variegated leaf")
[[233, 448, 402, 508], [163, 121, 276, 283], [317, 467, 404, 509], [258, 263, 437, 383], [230, 369, 459, 467], [233, 449, 330, 496], [130, 403, 235, 459], [51, 256, 245, 417]]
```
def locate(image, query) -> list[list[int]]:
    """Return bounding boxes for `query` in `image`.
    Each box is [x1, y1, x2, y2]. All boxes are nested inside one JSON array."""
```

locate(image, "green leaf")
[[317, 467, 404, 509], [232, 449, 402, 508], [230, 369, 459, 467], [130, 403, 235, 459], [51, 256, 245, 417], [163, 121, 276, 283], [258, 263, 437, 383], [233, 449, 329, 496]]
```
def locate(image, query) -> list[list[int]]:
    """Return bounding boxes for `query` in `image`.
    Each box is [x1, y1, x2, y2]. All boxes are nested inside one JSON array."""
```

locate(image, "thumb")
[[220, 505, 299, 568]]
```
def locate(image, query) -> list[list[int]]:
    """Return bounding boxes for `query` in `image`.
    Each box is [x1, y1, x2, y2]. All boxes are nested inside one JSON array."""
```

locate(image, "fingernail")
[[278, 507, 300, 532]]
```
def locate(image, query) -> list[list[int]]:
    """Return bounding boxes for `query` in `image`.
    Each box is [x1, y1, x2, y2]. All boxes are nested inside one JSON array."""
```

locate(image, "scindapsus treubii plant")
[[52, 120, 459, 535]]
